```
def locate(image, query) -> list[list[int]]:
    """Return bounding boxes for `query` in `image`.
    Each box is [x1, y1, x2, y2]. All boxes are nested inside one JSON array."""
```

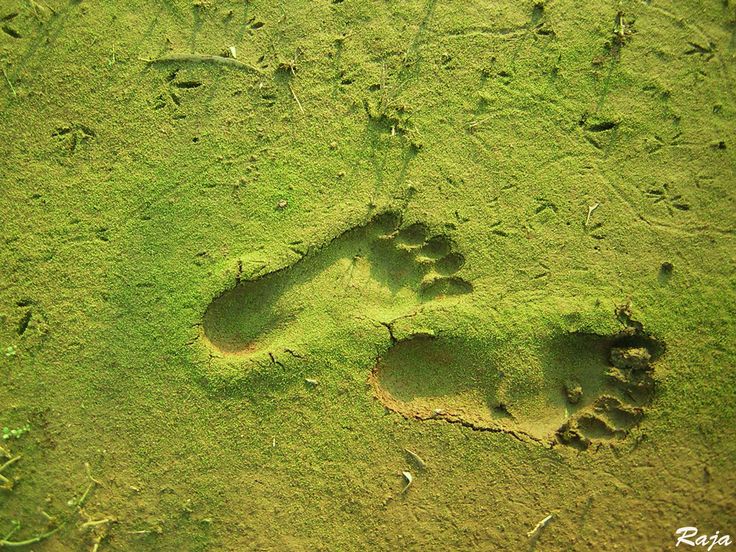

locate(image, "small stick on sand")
[[288, 83, 304, 114], [80, 517, 112, 530], [401, 471, 413, 493], [0, 454, 21, 486], [2, 67, 16, 97], [85, 462, 102, 486], [404, 448, 426, 470], [143, 54, 263, 75], [0, 455, 21, 473], [585, 203, 600, 227], [0, 525, 62, 548], [527, 513, 554, 539]]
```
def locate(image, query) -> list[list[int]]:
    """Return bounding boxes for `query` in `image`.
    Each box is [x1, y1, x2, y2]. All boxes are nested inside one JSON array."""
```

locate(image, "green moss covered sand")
[[1, 0, 734, 549]]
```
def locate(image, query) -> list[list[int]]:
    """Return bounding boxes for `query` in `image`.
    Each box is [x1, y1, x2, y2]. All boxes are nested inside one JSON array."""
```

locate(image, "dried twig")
[[404, 448, 426, 470], [2, 67, 16, 97], [527, 513, 554, 539], [401, 471, 413, 493], [585, 203, 600, 227], [0, 461, 106, 548], [288, 83, 304, 114], [0, 525, 62, 548], [0, 454, 21, 489]]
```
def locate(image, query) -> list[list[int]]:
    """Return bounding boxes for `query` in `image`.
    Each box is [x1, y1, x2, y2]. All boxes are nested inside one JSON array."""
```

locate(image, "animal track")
[[370, 320, 663, 450], [51, 123, 96, 153], [202, 212, 472, 355]]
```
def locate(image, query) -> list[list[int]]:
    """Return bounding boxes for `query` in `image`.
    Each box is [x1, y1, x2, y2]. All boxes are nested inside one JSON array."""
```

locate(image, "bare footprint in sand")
[[370, 317, 664, 451], [202, 212, 472, 356]]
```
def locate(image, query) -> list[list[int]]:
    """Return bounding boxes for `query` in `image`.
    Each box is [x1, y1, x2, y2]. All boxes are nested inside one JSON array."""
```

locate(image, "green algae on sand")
[[0, 0, 734, 549]]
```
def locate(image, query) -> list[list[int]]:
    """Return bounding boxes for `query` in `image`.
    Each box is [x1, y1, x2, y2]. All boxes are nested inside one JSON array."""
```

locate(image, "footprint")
[[370, 321, 664, 450], [202, 212, 472, 355]]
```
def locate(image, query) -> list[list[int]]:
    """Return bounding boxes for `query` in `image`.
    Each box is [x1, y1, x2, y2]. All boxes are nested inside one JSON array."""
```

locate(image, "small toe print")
[[421, 276, 473, 299], [419, 235, 454, 259], [435, 252, 465, 275], [396, 223, 429, 246], [372, 211, 402, 237]]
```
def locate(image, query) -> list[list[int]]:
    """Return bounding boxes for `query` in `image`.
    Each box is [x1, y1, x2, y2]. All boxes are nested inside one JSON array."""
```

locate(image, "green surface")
[[1, 0, 735, 550]]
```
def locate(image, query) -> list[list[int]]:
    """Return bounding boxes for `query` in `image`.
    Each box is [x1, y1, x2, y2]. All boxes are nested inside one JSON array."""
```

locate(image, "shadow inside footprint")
[[202, 212, 473, 355], [371, 334, 497, 406], [371, 326, 664, 450]]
